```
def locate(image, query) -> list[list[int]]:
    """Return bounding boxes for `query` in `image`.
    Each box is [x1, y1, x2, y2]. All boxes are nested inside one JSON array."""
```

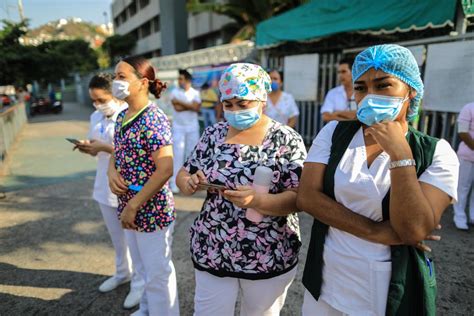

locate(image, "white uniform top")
[[306, 121, 459, 315], [320, 85, 357, 114], [88, 103, 128, 207], [170, 87, 201, 130], [265, 91, 300, 125]]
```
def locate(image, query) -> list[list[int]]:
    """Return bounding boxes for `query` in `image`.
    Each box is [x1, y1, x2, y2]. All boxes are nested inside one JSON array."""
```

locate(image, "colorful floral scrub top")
[[183, 120, 307, 280], [114, 103, 175, 233]]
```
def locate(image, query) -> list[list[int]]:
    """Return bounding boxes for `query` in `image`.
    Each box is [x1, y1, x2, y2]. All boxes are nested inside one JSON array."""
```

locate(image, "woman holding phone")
[[107, 56, 179, 316], [75, 73, 144, 309], [176, 63, 307, 315]]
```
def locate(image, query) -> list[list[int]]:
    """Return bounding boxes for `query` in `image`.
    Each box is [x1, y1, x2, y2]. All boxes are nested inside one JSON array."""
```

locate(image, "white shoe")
[[454, 221, 469, 231], [123, 288, 143, 309], [98, 276, 130, 293]]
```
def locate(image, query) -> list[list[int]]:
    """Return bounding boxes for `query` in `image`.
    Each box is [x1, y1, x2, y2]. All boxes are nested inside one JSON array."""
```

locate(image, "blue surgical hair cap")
[[352, 44, 424, 121]]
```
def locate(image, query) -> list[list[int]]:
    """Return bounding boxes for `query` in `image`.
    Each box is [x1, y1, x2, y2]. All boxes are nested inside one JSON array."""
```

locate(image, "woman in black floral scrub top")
[[176, 63, 307, 315]]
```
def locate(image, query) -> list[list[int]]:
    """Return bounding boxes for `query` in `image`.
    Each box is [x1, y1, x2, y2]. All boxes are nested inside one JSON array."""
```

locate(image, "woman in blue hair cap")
[[297, 44, 459, 315]]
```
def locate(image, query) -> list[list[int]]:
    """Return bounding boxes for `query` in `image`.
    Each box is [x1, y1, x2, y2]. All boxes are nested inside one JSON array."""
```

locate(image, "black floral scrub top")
[[184, 120, 307, 280]]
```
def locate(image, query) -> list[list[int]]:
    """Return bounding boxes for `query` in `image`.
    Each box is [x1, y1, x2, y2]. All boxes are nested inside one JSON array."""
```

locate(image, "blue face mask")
[[224, 105, 261, 130], [356, 94, 409, 126], [271, 82, 280, 91]]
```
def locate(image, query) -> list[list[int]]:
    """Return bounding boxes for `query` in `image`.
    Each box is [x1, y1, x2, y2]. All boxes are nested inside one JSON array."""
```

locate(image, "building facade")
[[111, 0, 234, 57]]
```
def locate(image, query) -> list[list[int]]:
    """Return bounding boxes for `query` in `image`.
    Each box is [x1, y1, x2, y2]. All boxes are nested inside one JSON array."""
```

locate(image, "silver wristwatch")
[[389, 159, 416, 170]]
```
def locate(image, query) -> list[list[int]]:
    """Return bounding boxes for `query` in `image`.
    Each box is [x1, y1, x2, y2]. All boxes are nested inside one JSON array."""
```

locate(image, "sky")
[[0, 0, 113, 28]]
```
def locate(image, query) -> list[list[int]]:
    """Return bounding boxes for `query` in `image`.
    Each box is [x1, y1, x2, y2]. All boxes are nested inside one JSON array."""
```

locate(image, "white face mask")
[[94, 99, 118, 117], [112, 80, 131, 100]]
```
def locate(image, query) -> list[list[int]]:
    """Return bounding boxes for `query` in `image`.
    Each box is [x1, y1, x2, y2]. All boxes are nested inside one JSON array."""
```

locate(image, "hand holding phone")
[[66, 138, 80, 145], [197, 182, 228, 191]]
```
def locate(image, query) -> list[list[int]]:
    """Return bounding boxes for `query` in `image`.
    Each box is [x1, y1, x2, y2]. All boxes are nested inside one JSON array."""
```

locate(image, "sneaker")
[[123, 288, 143, 309], [454, 221, 469, 231], [98, 276, 130, 293]]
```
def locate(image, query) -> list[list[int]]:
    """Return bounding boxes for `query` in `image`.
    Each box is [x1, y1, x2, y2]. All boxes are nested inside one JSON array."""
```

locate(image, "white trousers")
[[99, 203, 145, 291], [193, 267, 297, 316], [302, 290, 348, 316], [125, 223, 179, 316], [453, 159, 474, 226], [171, 125, 200, 187]]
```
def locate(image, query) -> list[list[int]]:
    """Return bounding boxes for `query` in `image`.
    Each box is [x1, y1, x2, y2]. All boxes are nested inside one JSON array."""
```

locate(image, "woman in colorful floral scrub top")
[[107, 56, 179, 316], [176, 63, 307, 315]]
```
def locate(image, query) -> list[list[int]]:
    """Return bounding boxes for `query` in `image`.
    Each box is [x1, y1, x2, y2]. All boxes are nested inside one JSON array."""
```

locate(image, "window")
[[114, 17, 121, 27], [141, 21, 152, 38], [153, 15, 160, 33], [128, 1, 137, 17], [139, 0, 150, 9], [120, 11, 127, 24]]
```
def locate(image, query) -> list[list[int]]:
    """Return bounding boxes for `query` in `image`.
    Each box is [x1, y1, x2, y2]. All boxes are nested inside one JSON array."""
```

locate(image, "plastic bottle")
[[246, 165, 273, 223]]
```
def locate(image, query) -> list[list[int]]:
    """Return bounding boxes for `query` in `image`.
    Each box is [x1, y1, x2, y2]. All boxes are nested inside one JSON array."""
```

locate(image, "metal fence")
[[0, 103, 27, 169]]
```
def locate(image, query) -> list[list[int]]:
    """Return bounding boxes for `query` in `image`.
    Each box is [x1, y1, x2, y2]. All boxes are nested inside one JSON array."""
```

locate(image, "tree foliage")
[[0, 20, 99, 86], [187, 0, 309, 41], [102, 33, 136, 62]]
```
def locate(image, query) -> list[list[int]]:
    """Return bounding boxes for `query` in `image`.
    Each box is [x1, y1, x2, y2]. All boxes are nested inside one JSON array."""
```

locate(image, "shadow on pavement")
[[0, 262, 133, 315], [1, 171, 96, 192]]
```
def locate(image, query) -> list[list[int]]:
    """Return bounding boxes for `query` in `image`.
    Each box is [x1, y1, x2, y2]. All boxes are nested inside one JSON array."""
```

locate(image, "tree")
[[187, 0, 309, 42], [102, 34, 136, 62], [0, 19, 100, 86]]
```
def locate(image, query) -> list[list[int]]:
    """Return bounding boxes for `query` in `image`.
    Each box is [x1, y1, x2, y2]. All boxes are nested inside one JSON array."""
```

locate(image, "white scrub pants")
[[193, 267, 297, 316], [302, 291, 348, 316], [171, 125, 200, 187], [99, 203, 145, 291], [125, 223, 179, 316], [453, 159, 474, 226]]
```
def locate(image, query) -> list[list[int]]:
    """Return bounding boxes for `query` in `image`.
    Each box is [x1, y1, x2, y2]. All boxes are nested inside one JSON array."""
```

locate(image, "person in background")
[[200, 82, 219, 128], [265, 69, 300, 128], [453, 102, 474, 230], [298, 44, 458, 315], [176, 63, 307, 315], [108, 56, 179, 316], [49, 87, 56, 103], [169, 69, 201, 193], [320, 57, 357, 122], [74, 73, 144, 309]]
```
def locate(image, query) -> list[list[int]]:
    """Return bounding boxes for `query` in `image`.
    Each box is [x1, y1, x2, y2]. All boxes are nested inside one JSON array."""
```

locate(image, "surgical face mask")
[[94, 99, 118, 117], [356, 94, 409, 126], [224, 105, 261, 130], [271, 82, 280, 91], [112, 80, 131, 100]]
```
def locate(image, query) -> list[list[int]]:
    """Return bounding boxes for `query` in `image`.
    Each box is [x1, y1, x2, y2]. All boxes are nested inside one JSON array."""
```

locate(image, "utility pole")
[[18, 0, 25, 22]]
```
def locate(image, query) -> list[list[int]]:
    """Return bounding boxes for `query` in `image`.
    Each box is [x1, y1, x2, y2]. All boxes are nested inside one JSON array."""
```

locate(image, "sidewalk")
[[0, 102, 472, 315]]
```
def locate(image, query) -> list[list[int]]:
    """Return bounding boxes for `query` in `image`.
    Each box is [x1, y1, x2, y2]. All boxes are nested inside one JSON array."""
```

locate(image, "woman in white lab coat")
[[75, 73, 144, 309], [297, 44, 459, 316]]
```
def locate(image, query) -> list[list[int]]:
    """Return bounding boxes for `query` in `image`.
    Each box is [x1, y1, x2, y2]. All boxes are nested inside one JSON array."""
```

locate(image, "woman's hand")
[[223, 186, 262, 209], [182, 170, 207, 195], [120, 202, 138, 230], [415, 224, 442, 252], [364, 121, 412, 160], [108, 166, 128, 195], [73, 139, 90, 154]]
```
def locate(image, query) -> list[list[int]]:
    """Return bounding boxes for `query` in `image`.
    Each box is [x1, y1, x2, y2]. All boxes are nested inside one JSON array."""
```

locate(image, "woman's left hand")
[[364, 121, 412, 159], [120, 202, 138, 230], [223, 186, 261, 209]]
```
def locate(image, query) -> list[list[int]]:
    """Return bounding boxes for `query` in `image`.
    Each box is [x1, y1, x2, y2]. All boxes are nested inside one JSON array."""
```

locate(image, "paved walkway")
[[0, 102, 472, 315]]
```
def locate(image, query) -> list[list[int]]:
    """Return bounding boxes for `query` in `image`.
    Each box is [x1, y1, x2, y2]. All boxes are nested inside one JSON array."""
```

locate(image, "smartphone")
[[66, 138, 80, 145], [197, 182, 228, 191]]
